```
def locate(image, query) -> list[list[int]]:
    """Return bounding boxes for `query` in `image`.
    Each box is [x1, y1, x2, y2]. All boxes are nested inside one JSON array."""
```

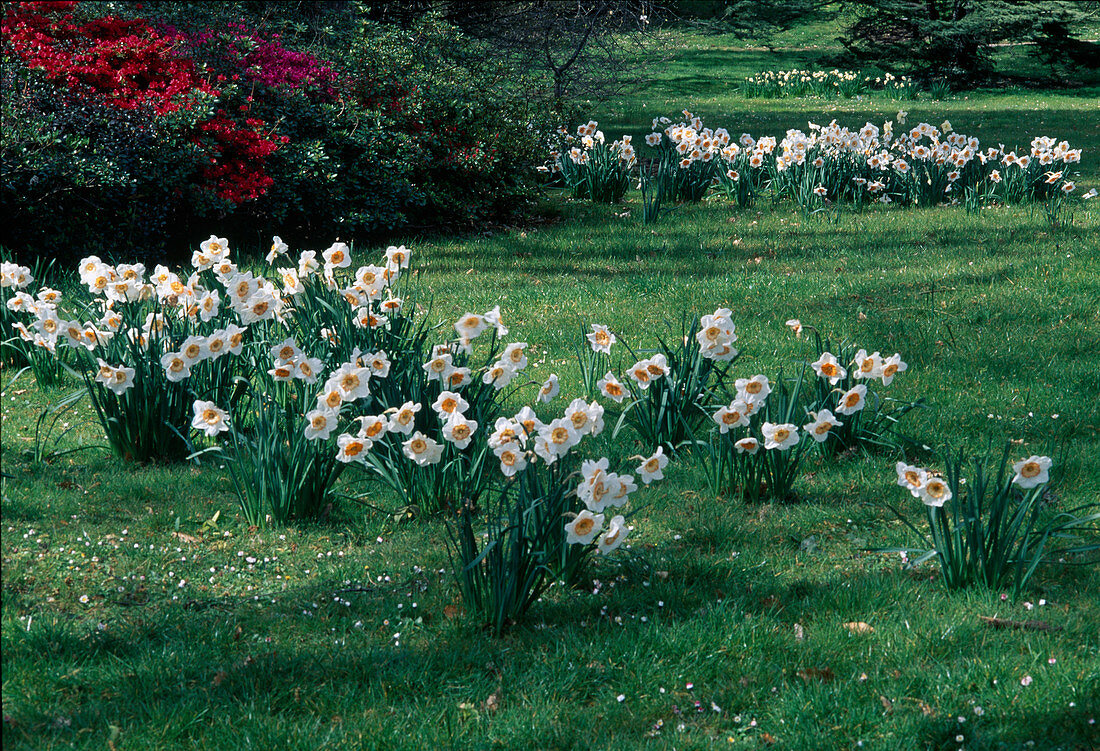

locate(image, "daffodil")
[[402, 431, 443, 466], [735, 374, 771, 404], [432, 390, 469, 418], [565, 510, 604, 545], [637, 446, 668, 484], [734, 437, 760, 455], [161, 352, 191, 382], [836, 384, 868, 415], [494, 444, 527, 477], [713, 401, 750, 433], [482, 360, 516, 389], [357, 415, 390, 442], [811, 352, 846, 385], [587, 324, 616, 354], [895, 462, 926, 497], [441, 413, 478, 449], [538, 374, 560, 403], [880, 354, 907, 385], [597, 515, 628, 554], [503, 342, 528, 370], [762, 422, 799, 450], [917, 476, 952, 507], [803, 410, 842, 443], [336, 433, 371, 464], [454, 312, 488, 340], [388, 402, 421, 435], [597, 371, 627, 403], [304, 409, 337, 441], [1011, 455, 1052, 489]]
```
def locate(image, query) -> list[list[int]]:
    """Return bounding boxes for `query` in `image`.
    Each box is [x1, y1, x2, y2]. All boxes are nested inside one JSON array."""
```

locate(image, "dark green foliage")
[[840, 0, 1100, 84]]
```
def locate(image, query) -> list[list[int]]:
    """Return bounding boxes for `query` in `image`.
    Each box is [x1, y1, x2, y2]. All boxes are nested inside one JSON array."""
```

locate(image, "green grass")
[[3, 24, 1100, 751]]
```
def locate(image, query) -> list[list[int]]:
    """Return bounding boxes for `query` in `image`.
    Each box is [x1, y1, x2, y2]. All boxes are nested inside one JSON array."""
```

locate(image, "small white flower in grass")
[[735, 374, 771, 403], [336, 433, 371, 464], [811, 352, 846, 384], [637, 447, 668, 484], [597, 516, 628, 554], [786, 319, 803, 337], [1082, 188, 1097, 200], [402, 432, 443, 466], [483, 360, 516, 389], [1012, 456, 1052, 489], [266, 236, 288, 264], [762, 422, 799, 450], [454, 312, 487, 340], [441, 413, 477, 449], [388, 402, 421, 435], [1020, 675, 1032, 687], [192, 401, 229, 437], [734, 437, 760, 455], [852, 349, 883, 380], [880, 353, 907, 385], [917, 476, 952, 507], [597, 371, 627, 403], [803, 410, 842, 442], [494, 444, 527, 477], [432, 390, 468, 418], [587, 324, 616, 354], [538, 374, 560, 403], [565, 510, 604, 545], [836, 384, 868, 415], [895, 462, 927, 497]]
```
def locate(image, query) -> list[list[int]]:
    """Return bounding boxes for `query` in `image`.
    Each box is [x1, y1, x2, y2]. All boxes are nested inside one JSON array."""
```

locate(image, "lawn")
[[2, 21, 1099, 751]]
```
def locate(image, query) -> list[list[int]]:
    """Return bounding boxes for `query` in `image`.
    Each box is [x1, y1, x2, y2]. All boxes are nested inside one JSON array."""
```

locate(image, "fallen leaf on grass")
[[879, 695, 893, 714], [978, 615, 1060, 632], [844, 621, 874, 634], [171, 531, 200, 544], [483, 689, 501, 714], [443, 604, 459, 620], [796, 667, 835, 683]]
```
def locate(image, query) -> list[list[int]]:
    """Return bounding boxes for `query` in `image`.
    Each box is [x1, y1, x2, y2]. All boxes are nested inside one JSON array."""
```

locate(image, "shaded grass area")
[[3, 196, 1099, 750]]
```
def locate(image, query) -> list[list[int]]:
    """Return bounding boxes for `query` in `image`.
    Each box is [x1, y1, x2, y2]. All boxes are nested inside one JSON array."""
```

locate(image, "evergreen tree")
[[841, 0, 1100, 83]]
